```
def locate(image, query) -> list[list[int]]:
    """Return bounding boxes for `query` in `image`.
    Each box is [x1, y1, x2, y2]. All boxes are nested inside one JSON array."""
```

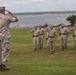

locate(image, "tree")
[[66, 15, 76, 26]]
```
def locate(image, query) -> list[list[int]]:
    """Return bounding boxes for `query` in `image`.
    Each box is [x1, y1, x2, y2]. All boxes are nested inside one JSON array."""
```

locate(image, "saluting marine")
[[0, 7, 18, 71], [45, 25, 57, 54], [31, 26, 40, 50], [44, 26, 50, 50], [70, 25, 76, 49], [57, 23, 69, 50], [37, 26, 44, 49]]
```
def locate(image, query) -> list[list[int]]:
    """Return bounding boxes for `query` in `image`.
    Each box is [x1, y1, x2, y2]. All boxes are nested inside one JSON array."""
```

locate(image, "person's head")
[[60, 23, 65, 28], [34, 26, 38, 30], [48, 24, 53, 29], [33, 26, 36, 29], [38, 25, 41, 29], [0, 7, 5, 14]]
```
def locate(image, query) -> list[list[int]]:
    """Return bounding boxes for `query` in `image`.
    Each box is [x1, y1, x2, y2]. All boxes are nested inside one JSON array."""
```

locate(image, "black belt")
[[59, 33, 67, 35], [40, 34, 43, 35], [48, 36, 55, 38], [73, 35, 76, 37], [33, 35, 39, 37]]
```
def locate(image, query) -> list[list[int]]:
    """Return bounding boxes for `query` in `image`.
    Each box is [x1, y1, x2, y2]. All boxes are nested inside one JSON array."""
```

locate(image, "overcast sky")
[[0, 0, 76, 13]]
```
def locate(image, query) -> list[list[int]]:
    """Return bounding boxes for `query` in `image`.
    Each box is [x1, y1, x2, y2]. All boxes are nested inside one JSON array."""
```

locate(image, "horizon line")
[[12, 10, 76, 13]]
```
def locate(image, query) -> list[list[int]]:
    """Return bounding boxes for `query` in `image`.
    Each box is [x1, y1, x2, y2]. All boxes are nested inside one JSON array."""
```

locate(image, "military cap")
[[48, 24, 53, 28], [60, 23, 65, 26], [0, 7, 5, 10]]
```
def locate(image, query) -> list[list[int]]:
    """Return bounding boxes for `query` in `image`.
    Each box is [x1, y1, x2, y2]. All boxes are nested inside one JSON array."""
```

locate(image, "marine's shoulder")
[[64, 27, 68, 29], [41, 28, 44, 30], [0, 14, 9, 21], [0, 14, 5, 17]]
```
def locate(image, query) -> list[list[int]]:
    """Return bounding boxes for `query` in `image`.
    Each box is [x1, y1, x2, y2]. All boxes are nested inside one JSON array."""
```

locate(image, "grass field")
[[0, 27, 76, 75]]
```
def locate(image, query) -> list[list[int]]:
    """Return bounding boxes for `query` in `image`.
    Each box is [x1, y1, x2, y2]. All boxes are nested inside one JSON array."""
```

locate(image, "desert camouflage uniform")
[[38, 27, 44, 49], [0, 14, 16, 65], [70, 25, 76, 49], [44, 27, 50, 50], [31, 26, 40, 50], [57, 24, 69, 50], [46, 25, 57, 54]]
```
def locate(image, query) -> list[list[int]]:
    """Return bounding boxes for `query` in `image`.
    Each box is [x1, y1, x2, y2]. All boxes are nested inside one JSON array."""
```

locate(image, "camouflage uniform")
[[45, 25, 57, 54], [38, 26, 44, 49], [31, 26, 40, 50], [57, 24, 69, 50], [44, 27, 49, 50], [0, 14, 16, 66], [70, 25, 76, 49]]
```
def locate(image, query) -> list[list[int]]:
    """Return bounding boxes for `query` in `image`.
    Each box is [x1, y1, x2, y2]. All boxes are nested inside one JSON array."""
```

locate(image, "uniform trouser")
[[60, 35, 67, 49], [48, 38, 56, 52], [0, 37, 10, 65], [39, 35, 44, 48], [33, 37, 40, 49], [74, 37, 76, 48]]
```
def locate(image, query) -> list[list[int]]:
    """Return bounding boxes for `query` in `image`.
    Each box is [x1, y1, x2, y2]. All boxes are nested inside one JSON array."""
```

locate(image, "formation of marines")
[[31, 23, 76, 54], [0, 6, 76, 71]]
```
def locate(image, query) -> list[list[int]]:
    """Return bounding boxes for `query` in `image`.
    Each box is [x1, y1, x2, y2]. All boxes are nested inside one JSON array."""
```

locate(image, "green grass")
[[0, 27, 76, 75]]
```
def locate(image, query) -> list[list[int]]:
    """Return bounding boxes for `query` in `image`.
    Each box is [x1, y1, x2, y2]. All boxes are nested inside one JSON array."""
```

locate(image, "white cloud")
[[0, 0, 76, 12]]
